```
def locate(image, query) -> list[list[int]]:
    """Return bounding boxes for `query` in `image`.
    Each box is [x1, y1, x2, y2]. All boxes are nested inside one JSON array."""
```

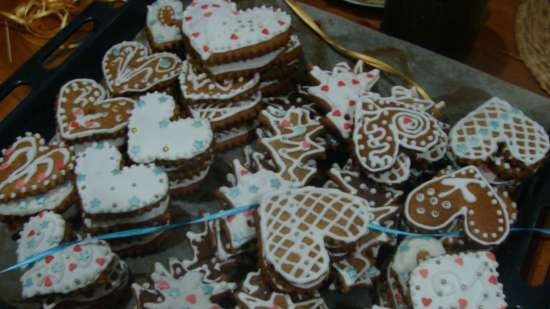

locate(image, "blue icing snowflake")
[[52, 260, 64, 273], [76, 174, 87, 182], [478, 127, 490, 137], [130, 145, 141, 156], [158, 58, 171, 69], [137, 99, 145, 107], [270, 178, 282, 189], [36, 196, 47, 206], [77, 250, 91, 262], [159, 120, 169, 128], [489, 120, 500, 129], [26, 239, 37, 249], [111, 48, 121, 56], [167, 288, 181, 298], [111, 168, 121, 176], [248, 185, 259, 194], [129, 196, 142, 209], [201, 284, 214, 295], [90, 198, 101, 209], [346, 267, 358, 278], [192, 120, 203, 128], [193, 140, 205, 151], [228, 188, 240, 198], [158, 95, 169, 103]]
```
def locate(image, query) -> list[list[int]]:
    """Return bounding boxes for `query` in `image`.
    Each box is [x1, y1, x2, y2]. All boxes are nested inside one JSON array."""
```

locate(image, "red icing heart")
[[192, 32, 200, 38], [70, 120, 79, 128], [348, 100, 356, 107], [185, 15, 192, 21], [486, 251, 496, 261], [68, 263, 77, 272], [213, 4, 220, 8], [73, 244, 82, 252], [302, 141, 312, 150], [458, 298, 468, 309], [488, 275, 498, 285], [454, 257, 464, 266], [230, 33, 239, 40], [321, 84, 330, 92], [203, 45, 209, 52], [261, 28, 270, 35], [35, 172, 46, 182], [337, 80, 346, 87], [277, 20, 285, 26], [96, 258, 106, 266], [43, 276, 52, 287], [203, 11, 213, 17], [158, 280, 170, 290], [343, 122, 353, 130], [45, 255, 54, 264], [367, 72, 375, 78], [421, 297, 432, 307], [27, 229, 36, 237], [55, 161, 65, 170], [240, 168, 249, 176], [279, 119, 290, 128], [419, 268, 429, 278], [201, 4, 208, 9], [185, 294, 197, 304], [352, 79, 360, 85], [38, 211, 46, 218], [332, 109, 342, 117]]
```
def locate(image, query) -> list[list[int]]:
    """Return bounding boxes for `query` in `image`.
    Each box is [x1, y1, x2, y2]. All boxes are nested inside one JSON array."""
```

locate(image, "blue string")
[[1, 203, 549, 274]]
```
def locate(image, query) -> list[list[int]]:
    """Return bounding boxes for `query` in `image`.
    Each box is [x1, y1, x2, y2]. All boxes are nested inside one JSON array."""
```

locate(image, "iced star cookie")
[[404, 165, 518, 246], [16, 211, 71, 264], [409, 251, 507, 309], [307, 61, 380, 139], [257, 106, 326, 186], [258, 187, 372, 292], [132, 258, 236, 309], [180, 60, 260, 104], [102, 41, 181, 96], [56, 78, 135, 144], [181, 0, 292, 68], [377, 237, 446, 309], [146, 0, 184, 51], [20, 240, 128, 307], [450, 97, 549, 179]]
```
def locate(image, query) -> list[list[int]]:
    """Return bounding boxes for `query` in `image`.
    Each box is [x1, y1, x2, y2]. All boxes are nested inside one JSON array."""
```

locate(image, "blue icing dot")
[[468, 137, 480, 145], [367, 266, 380, 277], [270, 178, 282, 189], [192, 120, 203, 128], [248, 185, 259, 194], [36, 196, 47, 206], [158, 95, 169, 103], [111, 168, 121, 176], [193, 140, 205, 151], [155, 33, 165, 42], [158, 58, 171, 69], [129, 196, 141, 209], [26, 239, 37, 249], [201, 284, 214, 295], [294, 125, 305, 134], [398, 243, 410, 252], [130, 145, 141, 156], [228, 188, 240, 198], [18, 200, 28, 209], [490, 120, 500, 129], [168, 288, 181, 298], [77, 250, 91, 261], [76, 174, 87, 182], [478, 127, 490, 137], [90, 198, 101, 209], [52, 261, 64, 273], [159, 120, 169, 128], [137, 99, 145, 107]]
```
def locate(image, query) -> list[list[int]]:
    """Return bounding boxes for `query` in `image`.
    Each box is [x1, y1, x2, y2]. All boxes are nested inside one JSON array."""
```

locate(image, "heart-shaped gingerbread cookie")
[[56, 79, 134, 143], [0, 133, 73, 201], [102, 41, 181, 96], [181, 0, 291, 63]]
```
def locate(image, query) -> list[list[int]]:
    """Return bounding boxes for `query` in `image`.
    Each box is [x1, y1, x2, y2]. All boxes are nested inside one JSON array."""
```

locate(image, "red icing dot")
[[454, 257, 464, 266], [348, 100, 356, 107], [488, 275, 498, 285], [45, 255, 54, 264], [192, 32, 200, 38], [27, 229, 36, 237], [43, 276, 52, 287], [201, 4, 209, 9], [321, 84, 330, 92], [95, 258, 106, 266], [230, 33, 239, 40], [203, 11, 213, 17], [261, 28, 270, 35], [337, 80, 346, 87], [72, 108, 83, 116], [203, 45, 210, 52], [277, 20, 285, 26], [158, 280, 170, 290], [70, 121, 79, 129], [73, 244, 82, 252], [35, 172, 46, 182], [351, 79, 360, 85], [279, 119, 290, 128], [185, 15, 192, 21], [458, 298, 468, 309], [15, 178, 26, 190], [56, 161, 65, 170], [302, 141, 312, 150], [367, 72, 375, 78], [344, 122, 352, 130], [227, 215, 236, 223], [421, 297, 432, 307], [68, 263, 78, 272], [332, 109, 342, 117], [185, 294, 197, 304], [419, 268, 429, 278], [38, 211, 46, 218], [244, 210, 254, 218], [403, 116, 412, 124], [486, 251, 496, 261], [240, 168, 249, 176]]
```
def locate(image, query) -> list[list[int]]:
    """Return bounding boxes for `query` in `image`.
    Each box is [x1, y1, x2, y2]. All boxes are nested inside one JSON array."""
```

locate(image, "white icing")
[[17, 211, 66, 263], [207, 48, 284, 75], [308, 61, 380, 139], [259, 187, 371, 290], [188, 92, 261, 125], [75, 142, 169, 215], [180, 60, 260, 101], [0, 180, 74, 216], [83, 197, 169, 229], [214, 122, 257, 144], [128, 92, 214, 163], [222, 209, 256, 249], [56, 78, 134, 141], [409, 252, 507, 309], [450, 97, 549, 166], [72, 135, 125, 154], [169, 165, 211, 189], [181, 0, 291, 61], [147, 0, 183, 44], [21, 240, 115, 298]]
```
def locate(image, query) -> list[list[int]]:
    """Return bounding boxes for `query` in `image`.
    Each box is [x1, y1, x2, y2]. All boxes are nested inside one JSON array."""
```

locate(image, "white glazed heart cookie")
[[56, 78, 135, 144], [146, 0, 184, 51], [450, 97, 549, 179], [409, 251, 507, 309]]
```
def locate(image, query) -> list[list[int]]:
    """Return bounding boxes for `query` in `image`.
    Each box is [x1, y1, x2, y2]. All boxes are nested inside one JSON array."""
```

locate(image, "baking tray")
[[0, 0, 549, 308]]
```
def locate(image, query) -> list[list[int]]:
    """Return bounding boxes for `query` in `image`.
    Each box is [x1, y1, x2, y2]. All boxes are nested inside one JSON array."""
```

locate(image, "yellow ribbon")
[[284, 0, 431, 101]]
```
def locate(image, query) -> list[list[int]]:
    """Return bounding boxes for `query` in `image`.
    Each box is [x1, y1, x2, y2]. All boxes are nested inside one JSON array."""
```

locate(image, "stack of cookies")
[[177, 0, 302, 152]]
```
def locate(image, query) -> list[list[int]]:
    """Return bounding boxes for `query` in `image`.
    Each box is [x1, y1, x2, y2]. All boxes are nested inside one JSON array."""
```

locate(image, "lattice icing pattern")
[[259, 187, 372, 290]]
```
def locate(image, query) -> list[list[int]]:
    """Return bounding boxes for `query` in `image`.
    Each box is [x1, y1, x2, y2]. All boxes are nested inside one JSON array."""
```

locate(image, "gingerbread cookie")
[[352, 97, 447, 185], [0, 133, 74, 203], [308, 61, 380, 139], [450, 97, 549, 179], [258, 187, 372, 291], [180, 60, 260, 103], [236, 270, 295, 309], [146, 0, 184, 51], [56, 78, 134, 144], [16, 211, 71, 264], [258, 106, 326, 186], [102, 41, 181, 96], [409, 251, 507, 309], [132, 258, 236, 309], [404, 165, 517, 246], [213, 121, 259, 153], [181, 0, 291, 65]]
